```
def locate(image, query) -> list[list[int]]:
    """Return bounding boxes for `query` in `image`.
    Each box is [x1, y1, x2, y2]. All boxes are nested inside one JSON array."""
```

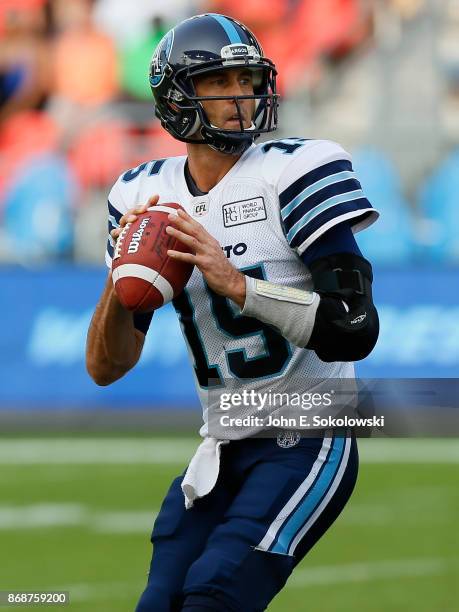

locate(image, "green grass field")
[[0, 437, 457, 611]]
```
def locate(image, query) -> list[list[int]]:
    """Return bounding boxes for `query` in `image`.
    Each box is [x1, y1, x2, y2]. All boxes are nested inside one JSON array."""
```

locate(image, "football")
[[111, 203, 194, 312]]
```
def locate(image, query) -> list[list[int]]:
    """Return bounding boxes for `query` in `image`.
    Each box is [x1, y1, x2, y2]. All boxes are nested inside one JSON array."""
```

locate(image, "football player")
[[86, 13, 379, 612]]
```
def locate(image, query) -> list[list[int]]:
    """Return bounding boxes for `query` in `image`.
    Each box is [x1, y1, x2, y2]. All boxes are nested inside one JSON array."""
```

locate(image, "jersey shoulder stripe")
[[274, 141, 377, 255], [108, 200, 122, 229], [286, 189, 367, 242], [280, 159, 355, 219], [294, 202, 375, 254]]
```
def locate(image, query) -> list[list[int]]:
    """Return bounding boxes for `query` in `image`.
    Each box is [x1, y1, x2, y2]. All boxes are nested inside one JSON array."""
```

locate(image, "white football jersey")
[[106, 137, 378, 438]]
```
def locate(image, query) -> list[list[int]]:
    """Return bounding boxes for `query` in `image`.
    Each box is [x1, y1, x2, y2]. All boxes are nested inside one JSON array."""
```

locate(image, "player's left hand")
[[166, 209, 246, 308]]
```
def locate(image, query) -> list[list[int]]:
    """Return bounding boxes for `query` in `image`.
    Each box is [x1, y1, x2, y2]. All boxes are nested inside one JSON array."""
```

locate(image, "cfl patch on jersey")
[[192, 199, 209, 217]]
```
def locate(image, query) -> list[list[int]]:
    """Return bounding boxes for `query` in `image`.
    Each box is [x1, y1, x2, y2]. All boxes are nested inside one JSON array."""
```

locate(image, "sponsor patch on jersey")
[[222, 242, 247, 258], [192, 200, 209, 217], [222, 197, 267, 227], [277, 431, 301, 448]]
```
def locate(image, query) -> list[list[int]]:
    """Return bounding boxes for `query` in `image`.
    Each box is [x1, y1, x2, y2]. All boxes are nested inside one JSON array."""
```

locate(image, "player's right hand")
[[110, 195, 159, 241]]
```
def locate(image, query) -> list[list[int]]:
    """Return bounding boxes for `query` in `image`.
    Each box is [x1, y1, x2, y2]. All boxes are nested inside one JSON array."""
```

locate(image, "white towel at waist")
[[181, 437, 230, 509]]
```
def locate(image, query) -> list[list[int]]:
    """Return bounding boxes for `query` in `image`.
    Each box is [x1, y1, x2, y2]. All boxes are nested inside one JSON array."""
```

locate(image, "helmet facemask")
[[153, 58, 279, 155]]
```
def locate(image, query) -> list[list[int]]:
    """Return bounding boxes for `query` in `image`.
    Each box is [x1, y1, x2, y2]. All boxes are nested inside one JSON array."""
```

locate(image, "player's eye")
[[210, 76, 226, 86], [239, 75, 253, 87]]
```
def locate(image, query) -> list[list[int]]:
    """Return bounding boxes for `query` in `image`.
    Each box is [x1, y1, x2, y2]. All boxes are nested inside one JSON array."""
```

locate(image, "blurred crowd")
[[0, 0, 458, 265]]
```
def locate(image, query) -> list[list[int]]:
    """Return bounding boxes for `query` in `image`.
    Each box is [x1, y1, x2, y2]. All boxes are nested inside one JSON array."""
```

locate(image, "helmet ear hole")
[[167, 101, 180, 112], [251, 69, 263, 89], [177, 107, 202, 138]]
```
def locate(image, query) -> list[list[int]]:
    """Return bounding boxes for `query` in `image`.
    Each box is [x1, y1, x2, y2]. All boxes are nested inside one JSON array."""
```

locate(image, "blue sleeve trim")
[[279, 159, 353, 213], [279, 158, 375, 251], [108, 200, 122, 229], [300, 222, 362, 266], [106, 200, 122, 259], [286, 191, 367, 244], [282, 177, 363, 234], [133, 311, 154, 335], [290, 199, 371, 251], [106, 237, 114, 259]]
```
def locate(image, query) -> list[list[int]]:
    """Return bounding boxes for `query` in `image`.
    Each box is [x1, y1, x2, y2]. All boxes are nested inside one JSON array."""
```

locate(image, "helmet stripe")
[[209, 13, 243, 44]]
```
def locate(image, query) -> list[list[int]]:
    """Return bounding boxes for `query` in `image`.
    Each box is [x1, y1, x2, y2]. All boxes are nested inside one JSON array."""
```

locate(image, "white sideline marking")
[[60, 581, 140, 602], [56, 557, 454, 602], [91, 511, 157, 534], [287, 557, 451, 587], [0, 438, 458, 464], [0, 439, 197, 464], [357, 439, 459, 463], [0, 503, 157, 533], [0, 504, 85, 528]]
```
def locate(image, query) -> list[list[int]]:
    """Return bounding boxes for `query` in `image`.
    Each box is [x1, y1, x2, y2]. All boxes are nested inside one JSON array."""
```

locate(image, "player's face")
[[193, 68, 256, 130]]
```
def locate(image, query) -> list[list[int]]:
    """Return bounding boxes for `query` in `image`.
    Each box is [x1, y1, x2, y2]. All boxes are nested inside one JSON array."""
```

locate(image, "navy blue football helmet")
[[149, 13, 278, 155]]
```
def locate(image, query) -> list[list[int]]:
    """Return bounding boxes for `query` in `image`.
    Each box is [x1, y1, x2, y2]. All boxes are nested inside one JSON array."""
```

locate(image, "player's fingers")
[[121, 215, 136, 226], [167, 249, 196, 264], [177, 208, 203, 231], [110, 228, 121, 239], [130, 204, 149, 217], [176, 208, 193, 222], [168, 210, 204, 238], [146, 195, 159, 208], [119, 197, 158, 227], [165, 226, 201, 252], [134, 197, 157, 215], [120, 210, 142, 226]]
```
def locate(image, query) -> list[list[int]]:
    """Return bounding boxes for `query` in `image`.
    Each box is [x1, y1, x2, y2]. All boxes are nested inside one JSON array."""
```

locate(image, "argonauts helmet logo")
[[150, 30, 174, 88]]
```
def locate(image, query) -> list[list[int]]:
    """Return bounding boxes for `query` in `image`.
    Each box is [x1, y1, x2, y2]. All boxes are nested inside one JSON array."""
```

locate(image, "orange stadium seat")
[[69, 121, 186, 191], [278, 0, 362, 91], [204, 0, 361, 94], [293, 0, 360, 55], [0, 110, 59, 202], [68, 120, 131, 189], [144, 123, 187, 162], [207, 0, 288, 26], [52, 28, 118, 106], [0, 0, 46, 35]]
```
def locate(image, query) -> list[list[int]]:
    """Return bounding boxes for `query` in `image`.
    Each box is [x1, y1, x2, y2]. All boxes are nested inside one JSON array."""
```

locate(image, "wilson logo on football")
[[128, 217, 151, 254], [111, 203, 194, 313]]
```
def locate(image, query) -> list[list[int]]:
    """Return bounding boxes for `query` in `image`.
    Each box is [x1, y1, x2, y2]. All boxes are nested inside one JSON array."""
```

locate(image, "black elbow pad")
[[307, 253, 379, 362]]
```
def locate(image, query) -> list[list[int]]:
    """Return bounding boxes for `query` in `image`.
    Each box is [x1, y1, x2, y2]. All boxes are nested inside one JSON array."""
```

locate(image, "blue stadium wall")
[[0, 265, 458, 411]]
